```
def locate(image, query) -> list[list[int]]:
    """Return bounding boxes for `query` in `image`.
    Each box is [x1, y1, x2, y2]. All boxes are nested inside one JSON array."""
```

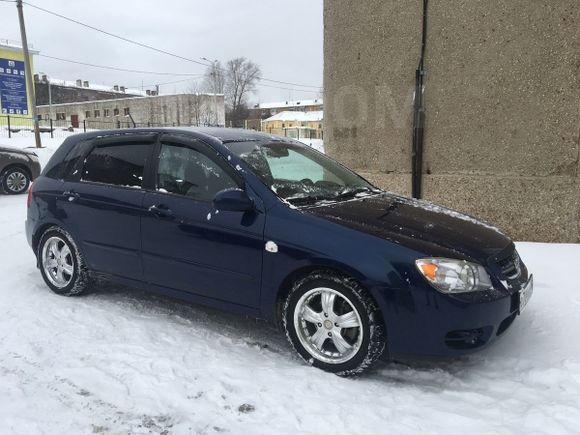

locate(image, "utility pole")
[[202, 57, 219, 126], [16, 0, 41, 148], [40, 72, 52, 120]]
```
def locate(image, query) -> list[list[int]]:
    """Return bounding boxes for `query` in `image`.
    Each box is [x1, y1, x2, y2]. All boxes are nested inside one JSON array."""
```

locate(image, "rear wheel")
[[2, 167, 30, 194], [283, 272, 385, 376], [38, 227, 91, 296]]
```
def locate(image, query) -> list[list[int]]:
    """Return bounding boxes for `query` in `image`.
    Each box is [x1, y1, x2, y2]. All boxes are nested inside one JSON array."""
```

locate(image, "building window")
[[85, 111, 91, 119], [94, 110, 100, 118], [282, 123, 285, 128], [123, 107, 130, 116], [113, 108, 120, 116], [56, 112, 66, 121], [319, 123, 322, 129], [104, 109, 110, 117]]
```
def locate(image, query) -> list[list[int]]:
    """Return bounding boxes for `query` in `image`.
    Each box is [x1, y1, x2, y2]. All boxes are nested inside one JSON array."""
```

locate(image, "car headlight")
[[415, 258, 493, 293]]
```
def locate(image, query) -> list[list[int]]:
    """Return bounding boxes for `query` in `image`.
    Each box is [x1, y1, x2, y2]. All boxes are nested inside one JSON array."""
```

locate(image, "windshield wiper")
[[286, 194, 330, 205], [334, 186, 376, 200]]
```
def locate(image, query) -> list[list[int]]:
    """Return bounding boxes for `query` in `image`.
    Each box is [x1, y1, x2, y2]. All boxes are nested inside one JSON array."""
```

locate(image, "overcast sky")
[[0, 0, 323, 104]]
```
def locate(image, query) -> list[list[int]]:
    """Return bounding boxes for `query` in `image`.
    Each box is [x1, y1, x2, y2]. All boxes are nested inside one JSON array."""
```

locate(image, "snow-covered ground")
[[1, 134, 579, 434]]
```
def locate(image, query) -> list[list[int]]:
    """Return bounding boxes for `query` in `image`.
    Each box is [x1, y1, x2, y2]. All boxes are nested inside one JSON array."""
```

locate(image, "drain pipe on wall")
[[411, 0, 429, 199]]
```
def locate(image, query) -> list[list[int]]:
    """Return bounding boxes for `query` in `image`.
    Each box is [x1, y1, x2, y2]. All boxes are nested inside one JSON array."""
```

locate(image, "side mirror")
[[213, 188, 254, 212]]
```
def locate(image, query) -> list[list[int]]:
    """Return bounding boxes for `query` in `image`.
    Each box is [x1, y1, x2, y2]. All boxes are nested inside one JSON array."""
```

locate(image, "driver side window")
[[157, 143, 238, 202]]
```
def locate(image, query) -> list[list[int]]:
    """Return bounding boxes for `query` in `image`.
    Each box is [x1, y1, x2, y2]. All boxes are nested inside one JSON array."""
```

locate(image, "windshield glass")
[[227, 141, 379, 205]]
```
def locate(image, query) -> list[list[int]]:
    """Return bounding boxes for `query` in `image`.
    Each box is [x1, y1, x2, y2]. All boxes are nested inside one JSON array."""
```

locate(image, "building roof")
[[0, 39, 40, 55], [42, 77, 150, 97], [36, 92, 220, 108], [264, 110, 323, 123], [254, 99, 323, 110]]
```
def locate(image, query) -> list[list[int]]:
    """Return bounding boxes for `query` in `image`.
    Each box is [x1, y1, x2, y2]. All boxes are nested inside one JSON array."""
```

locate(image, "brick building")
[[34, 75, 146, 107]]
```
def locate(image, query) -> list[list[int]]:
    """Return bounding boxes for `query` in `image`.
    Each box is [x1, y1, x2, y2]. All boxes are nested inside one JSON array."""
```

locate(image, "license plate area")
[[518, 274, 533, 314]]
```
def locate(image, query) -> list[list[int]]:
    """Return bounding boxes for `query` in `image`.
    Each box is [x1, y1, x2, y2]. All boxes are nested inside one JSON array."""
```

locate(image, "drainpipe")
[[411, 0, 429, 199]]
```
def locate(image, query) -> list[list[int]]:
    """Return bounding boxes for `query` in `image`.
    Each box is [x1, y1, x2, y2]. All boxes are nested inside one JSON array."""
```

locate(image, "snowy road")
[[1, 185, 580, 434]]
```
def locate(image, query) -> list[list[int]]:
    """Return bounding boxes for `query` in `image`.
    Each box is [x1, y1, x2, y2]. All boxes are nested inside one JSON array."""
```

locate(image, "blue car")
[[26, 128, 533, 375]]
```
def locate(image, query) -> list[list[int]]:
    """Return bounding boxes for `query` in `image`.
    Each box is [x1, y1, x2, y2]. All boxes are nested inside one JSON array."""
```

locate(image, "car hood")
[[305, 193, 511, 261], [0, 145, 36, 156]]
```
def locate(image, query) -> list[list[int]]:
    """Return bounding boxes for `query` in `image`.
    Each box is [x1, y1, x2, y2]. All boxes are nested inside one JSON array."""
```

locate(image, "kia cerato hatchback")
[[26, 128, 533, 376]]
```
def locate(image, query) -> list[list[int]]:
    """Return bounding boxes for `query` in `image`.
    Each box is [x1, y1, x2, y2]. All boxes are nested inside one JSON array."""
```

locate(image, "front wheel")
[[283, 272, 385, 376], [38, 227, 91, 296], [2, 167, 30, 194]]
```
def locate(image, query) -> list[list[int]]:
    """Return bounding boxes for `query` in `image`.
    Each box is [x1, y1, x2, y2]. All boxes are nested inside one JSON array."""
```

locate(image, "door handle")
[[62, 191, 80, 202], [148, 204, 174, 219]]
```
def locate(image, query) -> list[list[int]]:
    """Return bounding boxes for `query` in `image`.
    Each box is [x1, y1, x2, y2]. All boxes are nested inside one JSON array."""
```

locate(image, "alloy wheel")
[[41, 237, 75, 289], [294, 287, 364, 364]]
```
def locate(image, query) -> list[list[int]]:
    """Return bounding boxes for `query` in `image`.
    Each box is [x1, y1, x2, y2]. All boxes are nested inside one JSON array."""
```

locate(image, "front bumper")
[[372, 279, 530, 357]]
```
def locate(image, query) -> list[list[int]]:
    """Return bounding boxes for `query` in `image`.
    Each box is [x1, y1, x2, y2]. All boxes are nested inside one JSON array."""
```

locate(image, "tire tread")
[[283, 271, 385, 376]]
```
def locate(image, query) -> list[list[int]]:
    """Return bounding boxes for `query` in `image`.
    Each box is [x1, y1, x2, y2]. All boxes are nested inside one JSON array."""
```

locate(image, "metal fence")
[[0, 115, 74, 139], [0, 115, 221, 139]]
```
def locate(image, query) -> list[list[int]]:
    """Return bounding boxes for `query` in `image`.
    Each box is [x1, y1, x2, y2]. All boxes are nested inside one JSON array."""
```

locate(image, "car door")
[[59, 133, 156, 281], [140, 134, 265, 308]]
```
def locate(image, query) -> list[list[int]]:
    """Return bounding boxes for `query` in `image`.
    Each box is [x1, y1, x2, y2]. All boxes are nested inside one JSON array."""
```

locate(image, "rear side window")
[[82, 143, 151, 188], [45, 140, 93, 180]]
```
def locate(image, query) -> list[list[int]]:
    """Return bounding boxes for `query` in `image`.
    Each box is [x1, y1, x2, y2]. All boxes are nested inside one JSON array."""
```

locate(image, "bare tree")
[[225, 57, 261, 113], [202, 61, 226, 95]]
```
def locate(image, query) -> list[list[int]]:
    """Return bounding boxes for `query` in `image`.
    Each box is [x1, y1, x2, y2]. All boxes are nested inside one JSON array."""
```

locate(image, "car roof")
[[66, 127, 296, 145]]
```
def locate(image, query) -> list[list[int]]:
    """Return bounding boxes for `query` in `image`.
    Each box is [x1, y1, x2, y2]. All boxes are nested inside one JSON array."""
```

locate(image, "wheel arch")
[[1, 163, 32, 191], [274, 264, 385, 332], [32, 222, 86, 268], [1, 163, 32, 179]]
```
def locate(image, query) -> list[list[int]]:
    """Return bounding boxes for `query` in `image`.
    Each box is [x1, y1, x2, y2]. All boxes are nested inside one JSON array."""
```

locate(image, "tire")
[[283, 272, 385, 376], [37, 227, 91, 296], [1, 167, 30, 195]]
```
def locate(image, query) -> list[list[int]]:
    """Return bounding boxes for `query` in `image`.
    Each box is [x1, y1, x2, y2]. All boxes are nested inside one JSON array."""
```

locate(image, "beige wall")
[[324, 0, 580, 242], [37, 94, 225, 128]]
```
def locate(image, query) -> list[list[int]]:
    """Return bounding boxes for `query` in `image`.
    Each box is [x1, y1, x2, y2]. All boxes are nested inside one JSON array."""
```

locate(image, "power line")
[[23, 1, 321, 90], [257, 82, 320, 94], [129, 77, 200, 89], [38, 52, 321, 94], [24, 1, 210, 67], [38, 54, 204, 77]]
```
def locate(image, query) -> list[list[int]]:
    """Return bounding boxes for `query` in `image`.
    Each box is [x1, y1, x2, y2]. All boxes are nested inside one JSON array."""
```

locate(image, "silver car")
[[0, 146, 41, 194]]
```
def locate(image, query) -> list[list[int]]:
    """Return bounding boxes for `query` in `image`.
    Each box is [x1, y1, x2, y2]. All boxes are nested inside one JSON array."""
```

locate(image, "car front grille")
[[496, 250, 521, 280]]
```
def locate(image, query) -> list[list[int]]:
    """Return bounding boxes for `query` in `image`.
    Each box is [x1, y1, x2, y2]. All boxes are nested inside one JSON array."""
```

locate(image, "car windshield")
[[227, 141, 380, 205]]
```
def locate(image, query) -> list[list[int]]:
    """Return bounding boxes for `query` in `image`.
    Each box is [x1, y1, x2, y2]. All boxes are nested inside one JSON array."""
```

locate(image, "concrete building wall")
[[324, 0, 580, 242], [37, 93, 226, 129]]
